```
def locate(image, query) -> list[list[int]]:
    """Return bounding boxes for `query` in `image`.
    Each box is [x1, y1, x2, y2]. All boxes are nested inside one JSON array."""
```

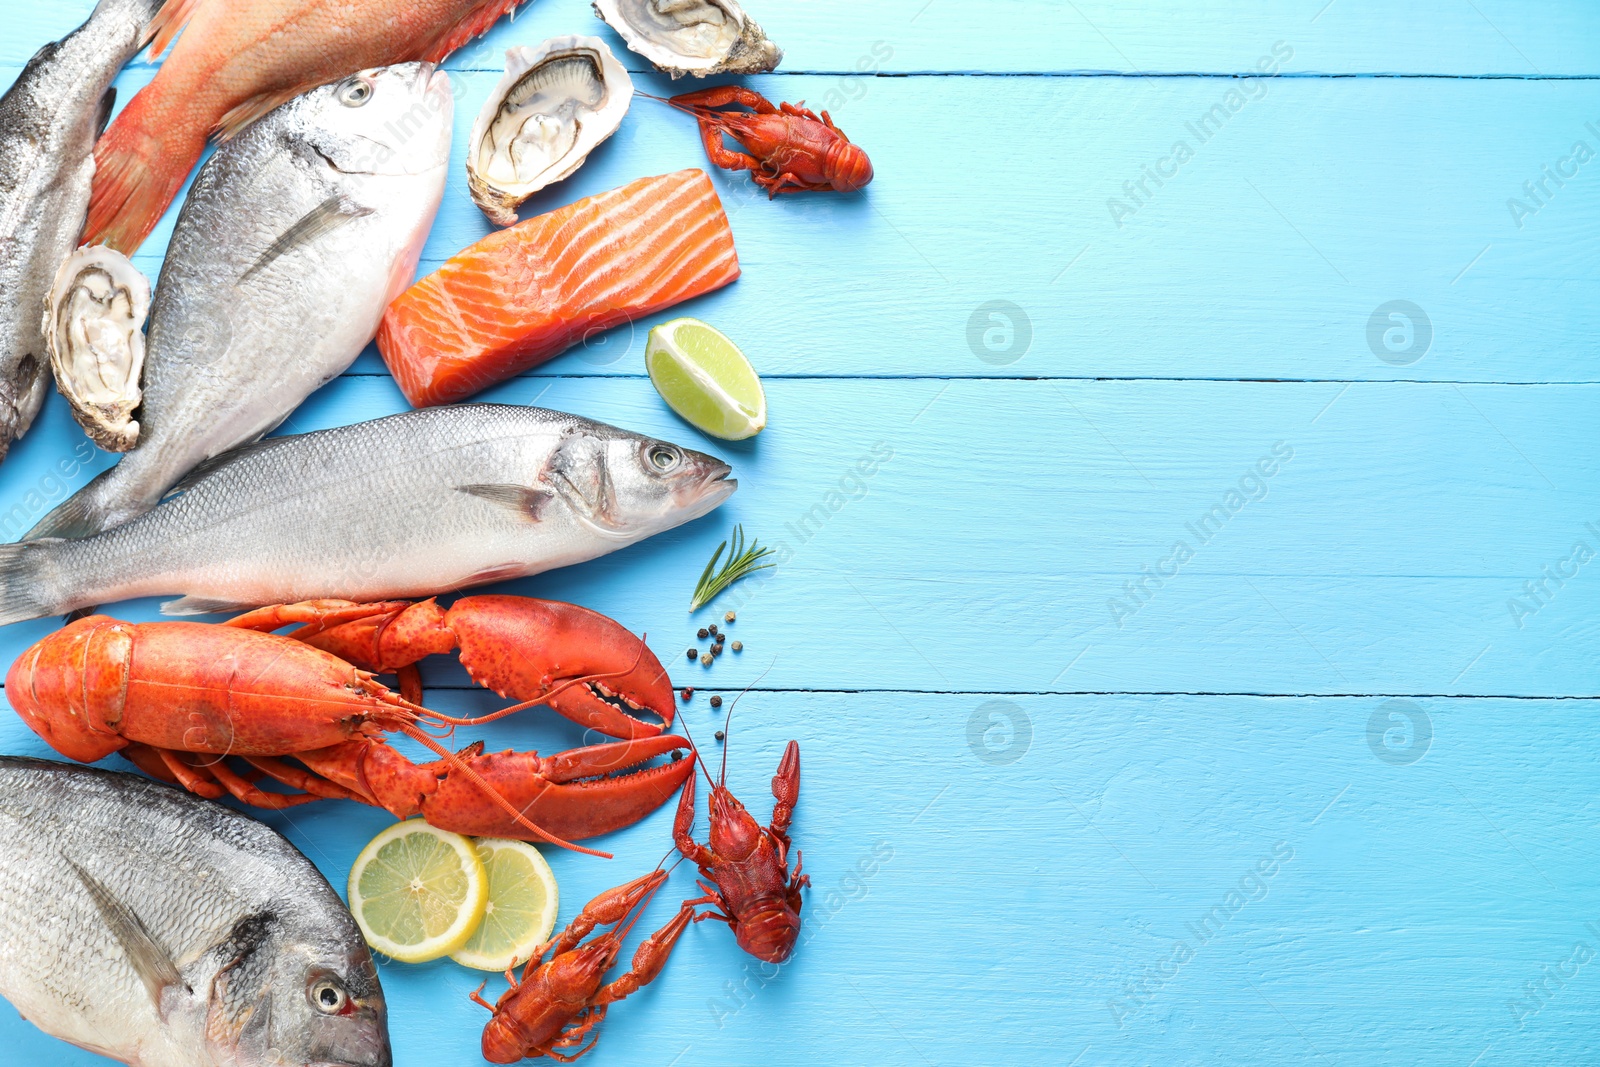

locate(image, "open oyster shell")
[[592, 0, 782, 78], [468, 37, 634, 227], [44, 246, 149, 452]]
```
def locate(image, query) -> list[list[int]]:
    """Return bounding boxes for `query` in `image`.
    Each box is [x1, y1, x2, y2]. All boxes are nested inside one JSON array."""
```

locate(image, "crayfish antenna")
[[393, 721, 613, 859], [719, 657, 776, 787]]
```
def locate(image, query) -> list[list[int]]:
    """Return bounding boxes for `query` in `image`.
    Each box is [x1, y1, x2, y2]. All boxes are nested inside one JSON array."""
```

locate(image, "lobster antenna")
[[634, 90, 699, 117], [392, 720, 612, 859], [720, 657, 776, 787]]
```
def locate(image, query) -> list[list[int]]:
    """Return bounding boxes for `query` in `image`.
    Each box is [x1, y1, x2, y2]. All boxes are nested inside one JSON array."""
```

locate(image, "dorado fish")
[[86, 0, 527, 253], [0, 757, 389, 1067], [0, 403, 734, 624], [0, 0, 158, 464], [31, 62, 452, 541]]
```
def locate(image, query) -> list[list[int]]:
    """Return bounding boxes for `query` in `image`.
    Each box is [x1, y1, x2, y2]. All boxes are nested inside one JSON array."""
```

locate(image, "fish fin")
[[65, 606, 100, 623], [145, 0, 205, 58], [206, 914, 278, 1036], [242, 195, 375, 283], [161, 596, 259, 617], [63, 856, 188, 1013], [26, 468, 120, 540], [94, 87, 116, 138], [0, 541, 60, 626], [214, 87, 304, 140], [162, 437, 298, 498], [85, 91, 205, 253], [424, 0, 525, 63], [457, 483, 554, 521]]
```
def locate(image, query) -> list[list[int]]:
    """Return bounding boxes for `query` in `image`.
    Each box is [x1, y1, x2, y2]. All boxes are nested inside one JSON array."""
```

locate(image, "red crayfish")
[[6, 595, 694, 857], [675, 717, 808, 963], [658, 86, 874, 198], [473, 867, 695, 1062]]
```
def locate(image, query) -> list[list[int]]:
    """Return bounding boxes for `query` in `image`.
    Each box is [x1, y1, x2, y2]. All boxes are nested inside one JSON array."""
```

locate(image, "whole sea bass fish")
[[0, 0, 158, 464], [87, 0, 527, 252], [31, 62, 453, 541], [0, 757, 389, 1067], [0, 404, 734, 624]]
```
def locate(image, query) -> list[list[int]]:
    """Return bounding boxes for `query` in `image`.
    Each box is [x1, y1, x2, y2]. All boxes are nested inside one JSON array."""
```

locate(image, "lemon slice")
[[450, 839, 561, 972], [348, 821, 488, 964], [646, 317, 767, 440]]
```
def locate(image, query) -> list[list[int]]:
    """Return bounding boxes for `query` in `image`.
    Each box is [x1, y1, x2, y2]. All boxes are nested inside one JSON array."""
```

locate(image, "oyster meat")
[[469, 37, 634, 227], [44, 246, 149, 452], [593, 0, 782, 78]]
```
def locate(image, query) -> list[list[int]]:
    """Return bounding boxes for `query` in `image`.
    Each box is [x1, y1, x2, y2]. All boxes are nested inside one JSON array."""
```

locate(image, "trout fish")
[[0, 0, 158, 464], [0, 404, 735, 625], [0, 757, 389, 1067], [32, 62, 453, 541], [86, 0, 527, 252]]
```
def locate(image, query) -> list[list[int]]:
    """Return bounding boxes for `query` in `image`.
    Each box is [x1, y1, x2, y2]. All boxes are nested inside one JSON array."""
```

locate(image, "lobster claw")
[[302, 734, 696, 843], [444, 596, 676, 740], [239, 596, 677, 740]]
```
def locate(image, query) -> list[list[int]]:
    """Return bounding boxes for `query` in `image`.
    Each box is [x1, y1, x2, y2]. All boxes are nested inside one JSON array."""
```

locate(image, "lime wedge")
[[646, 317, 767, 440], [450, 839, 560, 972], [347, 821, 488, 964]]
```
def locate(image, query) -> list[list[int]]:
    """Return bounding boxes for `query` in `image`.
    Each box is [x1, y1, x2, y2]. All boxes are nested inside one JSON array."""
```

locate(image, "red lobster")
[[661, 86, 874, 197], [6, 596, 694, 856], [675, 733, 808, 963], [473, 868, 694, 1062]]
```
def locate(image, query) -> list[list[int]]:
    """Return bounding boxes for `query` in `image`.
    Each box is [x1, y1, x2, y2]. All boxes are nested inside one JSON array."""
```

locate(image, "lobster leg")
[[696, 119, 762, 177], [243, 756, 374, 804], [672, 769, 718, 868], [546, 870, 671, 960], [205, 759, 323, 810], [671, 86, 780, 114], [593, 903, 695, 1005], [769, 740, 801, 839]]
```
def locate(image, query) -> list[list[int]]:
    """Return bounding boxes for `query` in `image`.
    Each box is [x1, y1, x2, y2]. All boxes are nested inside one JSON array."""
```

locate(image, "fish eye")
[[648, 446, 681, 473], [338, 78, 374, 107], [309, 978, 348, 1014]]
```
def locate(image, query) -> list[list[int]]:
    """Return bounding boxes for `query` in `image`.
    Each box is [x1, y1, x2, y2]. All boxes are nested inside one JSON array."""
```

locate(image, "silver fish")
[[0, 403, 734, 624], [29, 61, 453, 540], [0, 0, 158, 464], [0, 757, 389, 1067]]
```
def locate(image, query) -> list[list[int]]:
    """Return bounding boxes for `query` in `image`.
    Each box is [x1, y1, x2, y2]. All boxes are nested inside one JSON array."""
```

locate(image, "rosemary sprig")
[[690, 525, 775, 612]]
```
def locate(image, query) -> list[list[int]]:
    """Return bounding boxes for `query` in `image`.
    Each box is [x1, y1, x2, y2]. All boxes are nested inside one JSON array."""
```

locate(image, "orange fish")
[[377, 169, 741, 408], [86, 0, 524, 253]]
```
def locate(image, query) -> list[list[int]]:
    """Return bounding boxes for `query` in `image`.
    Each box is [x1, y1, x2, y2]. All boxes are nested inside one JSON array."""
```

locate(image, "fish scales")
[[0, 0, 159, 464], [0, 404, 735, 625], [0, 757, 388, 1067], [30, 62, 452, 542]]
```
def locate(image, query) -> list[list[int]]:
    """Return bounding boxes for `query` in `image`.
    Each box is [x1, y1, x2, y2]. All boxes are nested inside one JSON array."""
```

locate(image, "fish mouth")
[[687, 461, 737, 513]]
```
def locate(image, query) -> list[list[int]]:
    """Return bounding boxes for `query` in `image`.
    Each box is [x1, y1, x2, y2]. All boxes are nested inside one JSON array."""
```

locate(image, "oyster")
[[44, 246, 149, 452], [469, 37, 634, 227], [593, 0, 782, 78]]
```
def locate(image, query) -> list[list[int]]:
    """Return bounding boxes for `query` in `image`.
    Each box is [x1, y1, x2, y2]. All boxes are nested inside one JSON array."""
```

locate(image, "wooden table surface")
[[2, 2, 1598, 1064]]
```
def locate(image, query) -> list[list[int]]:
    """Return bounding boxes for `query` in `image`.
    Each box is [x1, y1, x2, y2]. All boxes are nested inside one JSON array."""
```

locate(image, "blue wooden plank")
[[0, 690, 1594, 1066], [0, 376, 1596, 698], [12, 0, 1600, 75], [7, 66, 1592, 383]]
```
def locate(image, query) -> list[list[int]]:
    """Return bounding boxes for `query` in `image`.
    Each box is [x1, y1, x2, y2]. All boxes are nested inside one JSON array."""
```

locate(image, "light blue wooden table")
[[3, 2, 1599, 1064]]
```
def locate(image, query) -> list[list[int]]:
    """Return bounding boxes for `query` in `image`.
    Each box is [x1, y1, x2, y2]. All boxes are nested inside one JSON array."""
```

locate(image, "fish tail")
[[83, 85, 206, 253], [0, 541, 64, 627], [26, 466, 144, 541]]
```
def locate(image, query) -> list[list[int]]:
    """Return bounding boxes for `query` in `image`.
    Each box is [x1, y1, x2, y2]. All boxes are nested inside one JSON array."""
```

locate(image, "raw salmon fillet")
[[377, 169, 742, 407]]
